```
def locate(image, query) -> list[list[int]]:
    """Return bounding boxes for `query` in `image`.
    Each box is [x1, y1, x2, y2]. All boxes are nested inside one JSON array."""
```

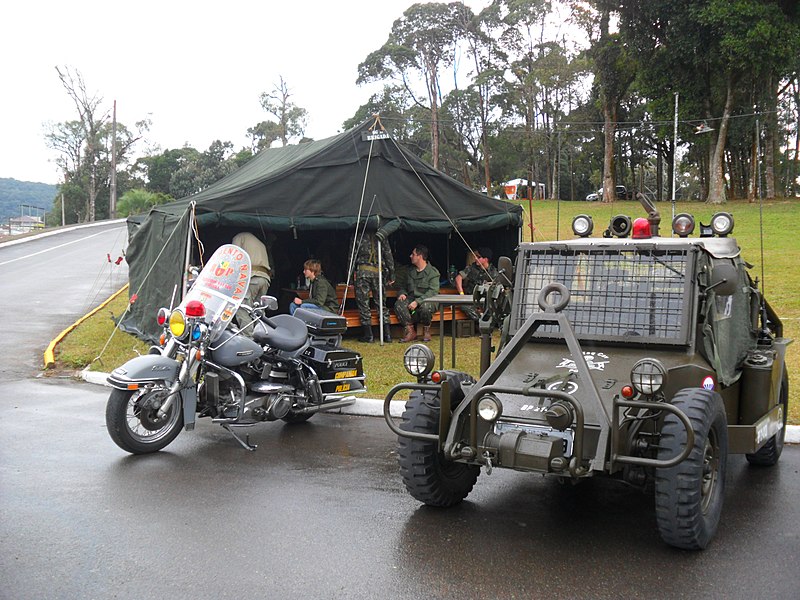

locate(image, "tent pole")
[[377, 238, 384, 346], [182, 202, 196, 298]]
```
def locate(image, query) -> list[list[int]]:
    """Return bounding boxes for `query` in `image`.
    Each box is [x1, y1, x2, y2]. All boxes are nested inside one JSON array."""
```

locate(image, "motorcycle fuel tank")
[[210, 331, 264, 367]]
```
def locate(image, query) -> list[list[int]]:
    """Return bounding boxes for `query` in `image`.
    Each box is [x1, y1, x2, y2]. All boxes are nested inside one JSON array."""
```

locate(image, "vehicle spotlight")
[[630, 358, 667, 396], [672, 213, 695, 237], [572, 214, 593, 237], [403, 344, 435, 378], [609, 214, 632, 238], [477, 394, 503, 422], [710, 212, 734, 237]]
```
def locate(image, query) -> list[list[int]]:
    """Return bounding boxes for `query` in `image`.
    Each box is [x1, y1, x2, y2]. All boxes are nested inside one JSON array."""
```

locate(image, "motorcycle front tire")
[[106, 386, 184, 454]]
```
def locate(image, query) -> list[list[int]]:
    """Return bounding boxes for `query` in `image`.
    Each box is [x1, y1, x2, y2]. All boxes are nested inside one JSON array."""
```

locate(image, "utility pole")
[[110, 100, 117, 219]]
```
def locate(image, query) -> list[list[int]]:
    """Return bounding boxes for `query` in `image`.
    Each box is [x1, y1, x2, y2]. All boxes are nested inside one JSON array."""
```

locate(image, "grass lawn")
[[55, 197, 799, 424]]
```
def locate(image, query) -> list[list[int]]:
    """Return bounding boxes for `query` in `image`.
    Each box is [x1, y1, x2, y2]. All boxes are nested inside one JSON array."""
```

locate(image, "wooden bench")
[[341, 306, 470, 328], [288, 284, 473, 331]]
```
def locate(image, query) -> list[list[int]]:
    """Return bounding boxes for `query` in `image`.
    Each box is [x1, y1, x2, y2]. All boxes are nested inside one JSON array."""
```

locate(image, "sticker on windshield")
[[557, 351, 609, 372]]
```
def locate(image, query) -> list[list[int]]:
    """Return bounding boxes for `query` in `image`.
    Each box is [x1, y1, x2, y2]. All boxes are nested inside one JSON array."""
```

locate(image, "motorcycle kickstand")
[[222, 424, 258, 451]]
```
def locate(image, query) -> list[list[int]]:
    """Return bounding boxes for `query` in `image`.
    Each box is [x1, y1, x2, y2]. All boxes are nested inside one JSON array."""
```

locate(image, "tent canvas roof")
[[121, 118, 522, 341]]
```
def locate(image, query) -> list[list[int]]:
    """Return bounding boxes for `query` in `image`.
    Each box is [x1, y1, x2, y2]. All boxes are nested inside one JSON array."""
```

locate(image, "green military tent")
[[120, 117, 522, 341]]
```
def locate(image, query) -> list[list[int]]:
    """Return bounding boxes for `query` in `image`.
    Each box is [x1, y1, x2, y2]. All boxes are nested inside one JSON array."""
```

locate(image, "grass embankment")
[[55, 198, 799, 424]]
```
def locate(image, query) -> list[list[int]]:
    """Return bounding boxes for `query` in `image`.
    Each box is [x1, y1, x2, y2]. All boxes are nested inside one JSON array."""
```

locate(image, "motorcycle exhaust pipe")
[[294, 396, 357, 415]]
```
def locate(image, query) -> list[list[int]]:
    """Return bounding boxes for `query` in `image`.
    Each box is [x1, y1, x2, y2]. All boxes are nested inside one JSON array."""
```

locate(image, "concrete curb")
[[78, 367, 798, 440]]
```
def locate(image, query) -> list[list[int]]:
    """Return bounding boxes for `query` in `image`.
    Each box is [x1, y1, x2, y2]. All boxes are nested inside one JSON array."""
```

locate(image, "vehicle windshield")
[[180, 244, 251, 341], [512, 246, 692, 345]]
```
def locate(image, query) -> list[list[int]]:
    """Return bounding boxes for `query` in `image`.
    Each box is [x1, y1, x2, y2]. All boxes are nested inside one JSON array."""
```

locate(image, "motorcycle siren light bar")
[[632, 218, 652, 239], [185, 300, 206, 318], [672, 213, 695, 237]]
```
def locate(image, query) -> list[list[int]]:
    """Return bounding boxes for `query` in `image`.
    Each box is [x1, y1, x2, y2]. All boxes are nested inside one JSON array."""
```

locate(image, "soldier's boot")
[[359, 324, 374, 343], [382, 323, 392, 343], [422, 325, 432, 342], [400, 324, 417, 343]]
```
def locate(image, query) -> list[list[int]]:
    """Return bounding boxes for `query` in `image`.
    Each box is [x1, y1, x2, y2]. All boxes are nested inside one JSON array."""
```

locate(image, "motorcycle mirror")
[[497, 256, 514, 287], [259, 295, 279, 311]]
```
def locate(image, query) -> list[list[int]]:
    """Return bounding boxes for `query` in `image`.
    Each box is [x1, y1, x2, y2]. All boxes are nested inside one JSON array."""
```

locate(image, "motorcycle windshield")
[[181, 244, 252, 341]]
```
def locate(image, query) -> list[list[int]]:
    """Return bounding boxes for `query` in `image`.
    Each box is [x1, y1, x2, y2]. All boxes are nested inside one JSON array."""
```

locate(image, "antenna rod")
[[756, 118, 765, 296]]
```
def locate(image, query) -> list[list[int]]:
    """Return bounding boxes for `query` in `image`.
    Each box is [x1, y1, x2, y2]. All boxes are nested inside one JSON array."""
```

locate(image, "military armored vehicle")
[[384, 200, 790, 550]]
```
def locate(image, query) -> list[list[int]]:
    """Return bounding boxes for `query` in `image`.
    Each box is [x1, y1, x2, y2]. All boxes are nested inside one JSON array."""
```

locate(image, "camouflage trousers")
[[355, 271, 391, 325], [394, 297, 437, 326]]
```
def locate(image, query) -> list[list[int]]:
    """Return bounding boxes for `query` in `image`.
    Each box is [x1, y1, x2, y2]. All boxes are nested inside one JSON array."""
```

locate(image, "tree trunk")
[[602, 102, 616, 203], [764, 76, 777, 199], [707, 78, 734, 204]]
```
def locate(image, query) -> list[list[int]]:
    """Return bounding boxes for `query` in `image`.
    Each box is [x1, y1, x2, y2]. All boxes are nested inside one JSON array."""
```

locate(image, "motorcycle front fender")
[[106, 355, 181, 390]]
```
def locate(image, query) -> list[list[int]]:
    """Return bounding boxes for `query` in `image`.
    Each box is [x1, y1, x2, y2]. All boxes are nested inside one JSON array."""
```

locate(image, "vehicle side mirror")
[[259, 295, 279, 311], [498, 256, 514, 287], [709, 263, 738, 296]]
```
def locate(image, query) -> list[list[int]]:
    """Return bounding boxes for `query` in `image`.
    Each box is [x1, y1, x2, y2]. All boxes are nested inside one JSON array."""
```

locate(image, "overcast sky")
[[1, 0, 485, 185]]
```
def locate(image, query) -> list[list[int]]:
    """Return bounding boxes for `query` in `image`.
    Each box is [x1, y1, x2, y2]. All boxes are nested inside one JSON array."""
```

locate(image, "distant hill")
[[0, 178, 58, 223]]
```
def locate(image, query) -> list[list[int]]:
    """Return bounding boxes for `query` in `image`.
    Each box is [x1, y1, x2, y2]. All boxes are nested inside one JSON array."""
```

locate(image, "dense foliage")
[[34, 1, 799, 227]]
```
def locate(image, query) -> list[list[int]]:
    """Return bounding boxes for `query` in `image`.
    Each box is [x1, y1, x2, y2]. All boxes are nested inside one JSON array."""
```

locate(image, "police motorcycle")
[[105, 244, 365, 454]]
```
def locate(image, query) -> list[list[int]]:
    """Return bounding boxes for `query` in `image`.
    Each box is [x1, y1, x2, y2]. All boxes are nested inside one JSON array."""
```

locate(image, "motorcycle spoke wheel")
[[106, 385, 184, 454]]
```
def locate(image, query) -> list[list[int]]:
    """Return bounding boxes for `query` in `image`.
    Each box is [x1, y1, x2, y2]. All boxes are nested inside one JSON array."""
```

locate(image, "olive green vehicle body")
[[387, 233, 790, 491]]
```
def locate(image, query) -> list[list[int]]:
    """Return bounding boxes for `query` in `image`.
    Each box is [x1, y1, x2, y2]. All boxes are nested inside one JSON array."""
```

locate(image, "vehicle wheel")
[[397, 386, 480, 507], [655, 388, 728, 550], [746, 367, 789, 466], [105, 385, 183, 454], [281, 411, 314, 424]]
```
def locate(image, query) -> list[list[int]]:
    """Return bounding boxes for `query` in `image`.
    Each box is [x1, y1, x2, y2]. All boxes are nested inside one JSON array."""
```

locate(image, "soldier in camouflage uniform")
[[455, 247, 497, 323], [350, 230, 395, 343], [395, 244, 440, 342]]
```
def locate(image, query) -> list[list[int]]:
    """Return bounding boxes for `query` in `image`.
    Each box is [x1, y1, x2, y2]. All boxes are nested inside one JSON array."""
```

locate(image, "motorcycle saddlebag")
[[301, 343, 365, 395], [293, 307, 347, 336]]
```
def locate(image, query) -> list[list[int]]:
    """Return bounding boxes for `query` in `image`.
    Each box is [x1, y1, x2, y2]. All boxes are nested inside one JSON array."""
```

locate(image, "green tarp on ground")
[[120, 118, 522, 341]]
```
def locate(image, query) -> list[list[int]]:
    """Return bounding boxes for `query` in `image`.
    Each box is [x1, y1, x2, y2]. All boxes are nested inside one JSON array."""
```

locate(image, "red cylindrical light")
[[431, 371, 442, 384], [621, 385, 635, 398], [156, 307, 169, 326], [632, 218, 651, 239], [184, 300, 206, 317]]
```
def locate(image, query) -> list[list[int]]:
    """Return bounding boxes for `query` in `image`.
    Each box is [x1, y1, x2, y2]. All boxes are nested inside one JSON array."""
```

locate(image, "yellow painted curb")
[[43, 283, 130, 369]]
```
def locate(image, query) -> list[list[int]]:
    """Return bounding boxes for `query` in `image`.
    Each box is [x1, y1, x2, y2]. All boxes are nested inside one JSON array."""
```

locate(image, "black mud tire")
[[106, 386, 183, 455], [655, 388, 728, 550], [281, 411, 314, 424], [746, 367, 789, 466], [397, 387, 480, 507]]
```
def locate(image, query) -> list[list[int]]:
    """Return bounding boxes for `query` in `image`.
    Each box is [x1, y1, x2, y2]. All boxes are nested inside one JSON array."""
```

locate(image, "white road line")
[[0, 230, 112, 267]]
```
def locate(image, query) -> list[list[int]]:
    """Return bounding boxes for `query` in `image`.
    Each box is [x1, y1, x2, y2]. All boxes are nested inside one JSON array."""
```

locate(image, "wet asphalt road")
[[1, 379, 799, 599], [1, 224, 799, 599]]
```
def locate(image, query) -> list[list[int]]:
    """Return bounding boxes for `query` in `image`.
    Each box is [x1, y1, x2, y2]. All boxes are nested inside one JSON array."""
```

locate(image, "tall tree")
[[620, 0, 799, 203], [357, 2, 462, 169], [258, 76, 308, 147]]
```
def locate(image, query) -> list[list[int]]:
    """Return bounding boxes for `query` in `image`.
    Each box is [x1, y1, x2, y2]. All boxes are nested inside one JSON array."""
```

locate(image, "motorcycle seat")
[[253, 314, 308, 352]]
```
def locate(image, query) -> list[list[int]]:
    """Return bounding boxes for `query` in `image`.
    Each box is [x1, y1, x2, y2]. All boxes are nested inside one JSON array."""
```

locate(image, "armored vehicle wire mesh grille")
[[513, 247, 692, 344]]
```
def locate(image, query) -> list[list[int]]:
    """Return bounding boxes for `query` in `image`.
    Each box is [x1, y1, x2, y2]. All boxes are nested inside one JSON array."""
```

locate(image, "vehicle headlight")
[[169, 309, 187, 338], [630, 359, 667, 395], [477, 394, 502, 422], [572, 214, 593, 237], [710, 212, 734, 236], [672, 213, 695, 237], [403, 344, 435, 378]]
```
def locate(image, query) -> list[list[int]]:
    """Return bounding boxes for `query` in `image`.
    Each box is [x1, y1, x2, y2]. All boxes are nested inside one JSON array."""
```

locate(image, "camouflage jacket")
[[350, 233, 395, 281], [458, 262, 498, 294]]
